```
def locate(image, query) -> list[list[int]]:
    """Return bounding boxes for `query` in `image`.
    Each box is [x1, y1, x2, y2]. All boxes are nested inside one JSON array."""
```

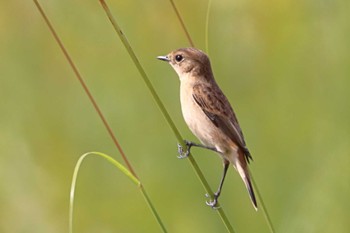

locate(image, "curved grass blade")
[[69, 152, 167, 233]]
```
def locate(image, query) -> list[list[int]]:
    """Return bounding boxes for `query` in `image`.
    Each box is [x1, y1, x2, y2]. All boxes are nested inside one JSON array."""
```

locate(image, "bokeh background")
[[1, 0, 349, 232]]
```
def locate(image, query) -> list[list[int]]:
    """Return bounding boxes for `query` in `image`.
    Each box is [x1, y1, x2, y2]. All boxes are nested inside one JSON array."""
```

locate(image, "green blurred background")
[[1, 0, 349, 232]]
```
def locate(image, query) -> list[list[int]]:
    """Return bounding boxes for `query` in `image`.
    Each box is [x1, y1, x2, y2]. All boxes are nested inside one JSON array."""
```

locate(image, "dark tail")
[[243, 175, 258, 210], [235, 152, 258, 210]]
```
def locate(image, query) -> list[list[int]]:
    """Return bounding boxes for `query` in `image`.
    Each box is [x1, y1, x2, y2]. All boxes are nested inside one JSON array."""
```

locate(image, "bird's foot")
[[177, 140, 192, 159], [205, 193, 221, 209]]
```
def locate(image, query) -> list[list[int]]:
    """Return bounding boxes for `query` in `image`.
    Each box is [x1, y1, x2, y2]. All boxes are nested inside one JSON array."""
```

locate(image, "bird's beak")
[[157, 55, 170, 62]]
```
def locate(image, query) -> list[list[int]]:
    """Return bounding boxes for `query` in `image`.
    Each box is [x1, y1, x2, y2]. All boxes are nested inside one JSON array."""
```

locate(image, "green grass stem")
[[251, 172, 276, 233], [203, 1, 276, 232]]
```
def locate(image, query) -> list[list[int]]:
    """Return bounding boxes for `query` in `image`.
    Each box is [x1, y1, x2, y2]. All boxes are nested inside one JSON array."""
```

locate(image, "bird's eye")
[[175, 54, 183, 62]]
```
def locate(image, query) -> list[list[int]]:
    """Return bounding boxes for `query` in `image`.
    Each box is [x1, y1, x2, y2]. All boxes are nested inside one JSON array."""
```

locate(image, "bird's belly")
[[181, 97, 226, 150], [183, 104, 213, 145]]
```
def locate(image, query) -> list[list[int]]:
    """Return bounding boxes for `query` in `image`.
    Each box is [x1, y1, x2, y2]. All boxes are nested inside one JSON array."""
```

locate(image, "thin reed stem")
[[139, 185, 167, 232], [168, 0, 194, 47], [99, 1, 235, 232], [32, 0, 137, 179]]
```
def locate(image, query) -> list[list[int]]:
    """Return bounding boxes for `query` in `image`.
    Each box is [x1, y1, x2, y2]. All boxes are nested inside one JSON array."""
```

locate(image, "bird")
[[157, 47, 257, 210]]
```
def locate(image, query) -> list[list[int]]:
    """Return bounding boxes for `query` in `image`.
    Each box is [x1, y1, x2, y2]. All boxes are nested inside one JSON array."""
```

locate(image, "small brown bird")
[[157, 47, 257, 210]]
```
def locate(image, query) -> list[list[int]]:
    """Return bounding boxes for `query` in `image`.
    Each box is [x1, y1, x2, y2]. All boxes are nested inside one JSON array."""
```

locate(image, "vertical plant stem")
[[251, 173, 276, 233], [190, 0, 275, 231], [99, 1, 235, 232], [205, 0, 212, 55]]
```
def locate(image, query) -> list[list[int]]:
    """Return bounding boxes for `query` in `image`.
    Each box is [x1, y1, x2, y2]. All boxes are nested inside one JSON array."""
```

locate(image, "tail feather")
[[235, 152, 258, 211]]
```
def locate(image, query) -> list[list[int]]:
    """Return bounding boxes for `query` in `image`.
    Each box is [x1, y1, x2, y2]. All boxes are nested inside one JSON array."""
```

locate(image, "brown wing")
[[192, 83, 252, 162]]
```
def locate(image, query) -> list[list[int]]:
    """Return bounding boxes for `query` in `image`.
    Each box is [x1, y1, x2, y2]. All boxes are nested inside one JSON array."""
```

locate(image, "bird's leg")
[[206, 160, 230, 208], [177, 140, 218, 159]]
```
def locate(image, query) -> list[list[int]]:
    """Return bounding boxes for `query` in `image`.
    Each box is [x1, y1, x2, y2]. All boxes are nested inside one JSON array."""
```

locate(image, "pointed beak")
[[157, 55, 170, 62]]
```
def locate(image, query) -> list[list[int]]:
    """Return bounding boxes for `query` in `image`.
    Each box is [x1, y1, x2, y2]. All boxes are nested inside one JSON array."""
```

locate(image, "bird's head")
[[157, 47, 213, 81]]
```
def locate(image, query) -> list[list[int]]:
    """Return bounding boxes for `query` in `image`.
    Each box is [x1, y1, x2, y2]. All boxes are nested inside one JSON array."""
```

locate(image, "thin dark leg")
[[206, 160, 230, 208], [187, 141, 218, 152], [177, 140, 218, 158]]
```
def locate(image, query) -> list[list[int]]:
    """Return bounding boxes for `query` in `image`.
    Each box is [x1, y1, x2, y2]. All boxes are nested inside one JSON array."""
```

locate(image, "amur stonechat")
[[158, 47, 257, 210]]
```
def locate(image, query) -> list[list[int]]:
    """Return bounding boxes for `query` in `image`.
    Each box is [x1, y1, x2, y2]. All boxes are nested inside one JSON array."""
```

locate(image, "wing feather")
[[192, 83, 252, 161]]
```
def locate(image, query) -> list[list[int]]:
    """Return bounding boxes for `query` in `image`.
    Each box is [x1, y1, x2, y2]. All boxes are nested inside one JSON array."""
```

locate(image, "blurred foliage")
[[1, 0, 349, 232]]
